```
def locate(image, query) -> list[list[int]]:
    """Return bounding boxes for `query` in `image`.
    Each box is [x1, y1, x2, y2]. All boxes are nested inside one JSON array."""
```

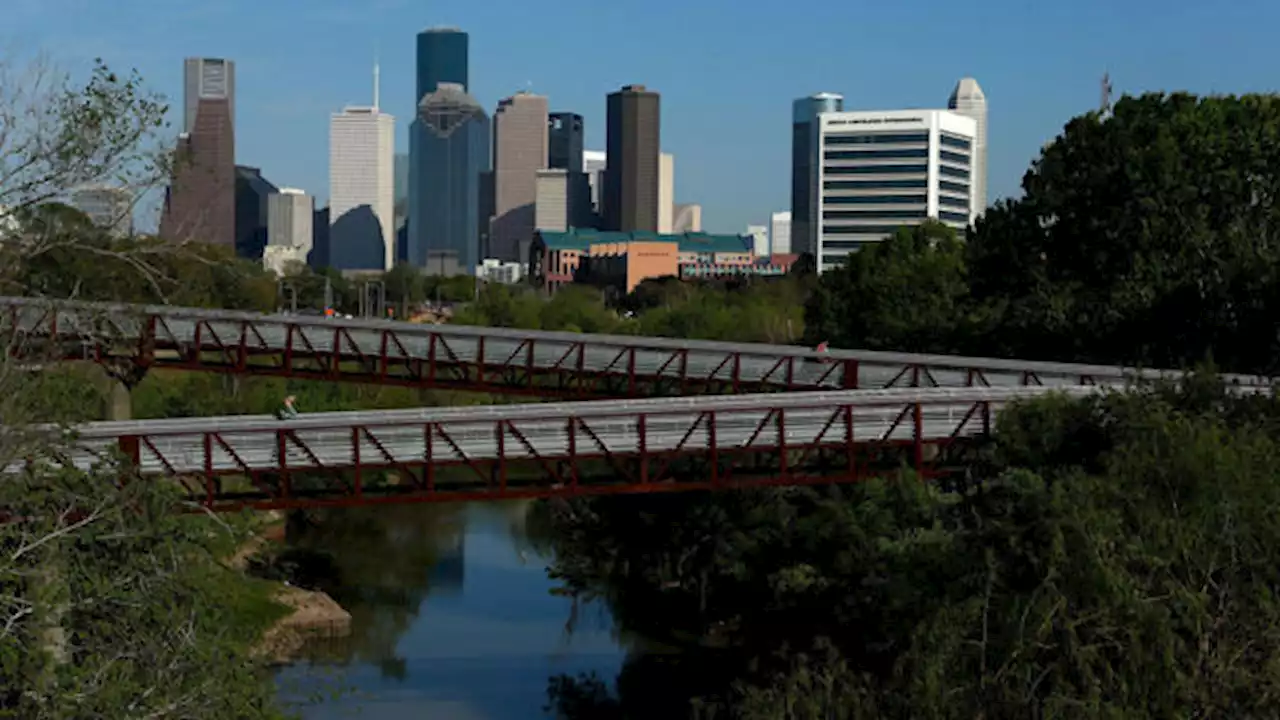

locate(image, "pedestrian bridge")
[[24, 385, 1100, 511], [1, 296, 1266, 399]]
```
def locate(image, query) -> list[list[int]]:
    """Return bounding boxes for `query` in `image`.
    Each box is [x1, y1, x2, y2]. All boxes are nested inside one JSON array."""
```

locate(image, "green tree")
[[804, 221, 971, 352]]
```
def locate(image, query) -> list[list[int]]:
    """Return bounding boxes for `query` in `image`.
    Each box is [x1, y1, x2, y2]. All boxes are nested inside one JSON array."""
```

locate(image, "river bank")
[[223, 511, 354, 666]]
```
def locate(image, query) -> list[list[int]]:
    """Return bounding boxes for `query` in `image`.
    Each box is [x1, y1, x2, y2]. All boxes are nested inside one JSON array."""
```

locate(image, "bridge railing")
[[32, 385, 1101, 510], [1, 296, 1271, 398]]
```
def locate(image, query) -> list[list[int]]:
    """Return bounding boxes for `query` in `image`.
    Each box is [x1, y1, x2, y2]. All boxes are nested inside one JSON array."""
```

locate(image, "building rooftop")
[[538, 229, 752, 254]]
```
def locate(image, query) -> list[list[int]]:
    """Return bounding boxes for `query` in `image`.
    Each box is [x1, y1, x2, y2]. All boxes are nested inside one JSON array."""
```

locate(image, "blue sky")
[[8, 0, 1280, 233]]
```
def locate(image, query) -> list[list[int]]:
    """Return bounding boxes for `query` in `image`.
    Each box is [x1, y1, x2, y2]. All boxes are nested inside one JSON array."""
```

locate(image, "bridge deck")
[[29, 385, 1100, 510], [2, 297, 1267, 398]]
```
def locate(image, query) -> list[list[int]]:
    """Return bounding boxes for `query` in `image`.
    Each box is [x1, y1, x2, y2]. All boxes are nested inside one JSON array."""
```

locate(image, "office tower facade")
[[548, 112, 584, 173], [746, 224, 768, 256], [535, 169, 571, 233], [234, 166, 277, 260], [408, 27, 470, 270], [417, 82, 490, 273], [491, 92, 549, 262], [72, 186, 133, 236], [769, 211, 792, 255], [329, 106, 395, 271], [267, 188, 314, 251], [160, 58, 235, 246], [604, 85, 661, 232], [947, 77, 988, 213], [658, 152, 674, 233], [673, 203, 702, 233], [393, 152, 409, 232], [812, 108, 976, 272], [791, 92, 844, 259], [583, 150, 607, 221]]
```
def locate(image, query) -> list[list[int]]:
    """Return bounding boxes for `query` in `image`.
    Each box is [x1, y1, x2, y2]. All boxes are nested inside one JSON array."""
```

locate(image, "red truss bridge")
[[2, 297, 1268, 399], [32, 385, 1099, 511]]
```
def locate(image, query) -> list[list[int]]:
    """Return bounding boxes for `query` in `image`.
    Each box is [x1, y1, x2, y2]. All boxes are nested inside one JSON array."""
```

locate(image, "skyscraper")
[[583, 150, 607, 221], [490, 92, 549, 262], [329, 85, 395, 271], [160, 58, 235, 246], [548, 112, 584, 173], [234, 166, 277, 260], [604, 85, 660, 232], [71, 186, 134, 236], [947, 77, 988, 213], [408, 27, 471, 269], [770, 211, 792, 255], [790, 92, 844, 259], [418, 82, 490, 273]]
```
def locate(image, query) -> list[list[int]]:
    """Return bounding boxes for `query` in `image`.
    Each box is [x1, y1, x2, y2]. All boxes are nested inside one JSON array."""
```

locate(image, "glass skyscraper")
[[408, 27, 488, 272]]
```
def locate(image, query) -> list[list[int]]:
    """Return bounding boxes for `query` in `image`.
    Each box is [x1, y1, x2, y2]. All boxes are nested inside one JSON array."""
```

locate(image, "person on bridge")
[[275, 395, 299, 420]]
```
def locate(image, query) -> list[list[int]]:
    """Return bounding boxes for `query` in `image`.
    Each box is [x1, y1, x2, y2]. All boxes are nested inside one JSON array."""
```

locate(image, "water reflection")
[[276, 501, 625, 718]]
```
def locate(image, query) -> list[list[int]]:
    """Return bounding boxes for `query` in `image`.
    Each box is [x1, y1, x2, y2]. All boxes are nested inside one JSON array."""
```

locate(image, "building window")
[[824, 194, 927, 206], [939, 165, 969, 180], [824, 148, 929, 161], [939, 134, 972, 150], [938, 210, 971, 224], [939, 150, 970, 165], [825, 132, 929, 145], [822, 224, 907, 236], [824, 178, 928, 190], [825, 164, 929, 176], [824, 209, 928, 220], [938, 195, 970, 212], [938, 180, 969, 194]]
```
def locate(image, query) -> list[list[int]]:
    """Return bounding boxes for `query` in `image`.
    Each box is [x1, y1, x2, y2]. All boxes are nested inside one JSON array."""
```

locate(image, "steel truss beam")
[[2, 297, 1268, 399], [29, 386, 1097, 511]]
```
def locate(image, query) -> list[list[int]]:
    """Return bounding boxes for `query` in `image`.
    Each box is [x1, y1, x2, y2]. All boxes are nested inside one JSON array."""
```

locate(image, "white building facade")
[[329, 106, 395, 271], [267, 188, 313, 251], [808, 109, 976, 272], [658, 152, 674, 233], [769, 211, 792, 255], [746, 224, 768, 257], [583, 150, 607, 219], [947, 77, 988, 214]]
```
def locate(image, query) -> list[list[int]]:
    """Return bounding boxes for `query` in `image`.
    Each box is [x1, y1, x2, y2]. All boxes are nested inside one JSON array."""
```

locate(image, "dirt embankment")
[[228, 512, 353, 665]]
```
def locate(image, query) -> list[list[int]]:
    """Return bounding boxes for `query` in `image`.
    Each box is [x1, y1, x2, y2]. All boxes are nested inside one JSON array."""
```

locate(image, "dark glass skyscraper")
[[790, 93, 844, 257], [548, 112, 584, 174], [604, 85, 660, 232], [409, 27, 484, 271]]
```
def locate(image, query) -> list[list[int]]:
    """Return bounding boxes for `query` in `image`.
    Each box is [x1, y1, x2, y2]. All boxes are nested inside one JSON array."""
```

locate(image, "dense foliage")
[[808, 92, 1280, 375]]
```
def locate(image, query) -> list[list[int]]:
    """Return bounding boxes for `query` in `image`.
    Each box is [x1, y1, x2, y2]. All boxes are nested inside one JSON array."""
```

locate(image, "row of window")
[[939, 165, 969, 180], [825, 148, 928, 161], [939, 133, 971, 150], [824, 132, 929, 146], [825, 178, 928, 190], [939, 179, 969, 194], [822, 224, 908, 236], [824, 193, 927, 205], [938, 210, 971, 224], [939, 149, 970, 165], [824, 209, 930, 220], [826, 164, 928, 176], [938, 195, 970, 212]]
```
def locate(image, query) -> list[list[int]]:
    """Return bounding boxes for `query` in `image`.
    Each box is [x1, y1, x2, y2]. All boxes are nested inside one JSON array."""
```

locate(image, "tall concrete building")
[[603, 85, 661, 232], [71, 186, 133, 236], [658, 152, 674, 233], [234, 166, 277, 260], [746, 225, 768, 257], [790, 92, 844, 262], [329, 102, 395, 271], [408, 27, 474, 270], [583, 150, 607, 221], [418, 82, 490, 274], [947, 77, 988, 214], [160, 58, 235, 246], [535, 168, 571, 233], [810, 108, 976, 272], [769, 210, 792, 255], [267, 188, 314, 251], [490, 92, 549, 262]]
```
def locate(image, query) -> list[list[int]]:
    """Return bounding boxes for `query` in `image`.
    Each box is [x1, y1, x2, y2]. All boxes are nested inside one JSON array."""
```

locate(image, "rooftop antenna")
[[372, 41, 381, 110], [1100, 71, 1113, 117]]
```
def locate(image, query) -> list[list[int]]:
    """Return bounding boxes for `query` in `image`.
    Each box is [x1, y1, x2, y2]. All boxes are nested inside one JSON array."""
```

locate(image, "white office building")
[[947, 77, 988, 215], [583, 150, 607, 218], [807, 109, 977, 272], [746, 224, 768, 257], [72, 186, 134, 236], [658, 152, 674, 233], [267, 188, 313, 251], [769, 211, 792, 255], [329, 105, 395, 271]]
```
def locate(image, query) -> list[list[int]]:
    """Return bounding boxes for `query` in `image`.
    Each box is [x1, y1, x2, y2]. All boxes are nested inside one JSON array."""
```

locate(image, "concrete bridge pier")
[[108, 379, 132, 421]]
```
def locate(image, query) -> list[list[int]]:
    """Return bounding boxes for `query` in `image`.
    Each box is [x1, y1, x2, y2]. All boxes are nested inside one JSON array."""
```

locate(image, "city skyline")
[[13, 0, 1276, 234]]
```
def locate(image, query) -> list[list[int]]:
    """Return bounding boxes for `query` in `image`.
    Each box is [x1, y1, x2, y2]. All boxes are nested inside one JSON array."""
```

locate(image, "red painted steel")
[[91, 395, 995, 512], [0, 299, 1171, 399]]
